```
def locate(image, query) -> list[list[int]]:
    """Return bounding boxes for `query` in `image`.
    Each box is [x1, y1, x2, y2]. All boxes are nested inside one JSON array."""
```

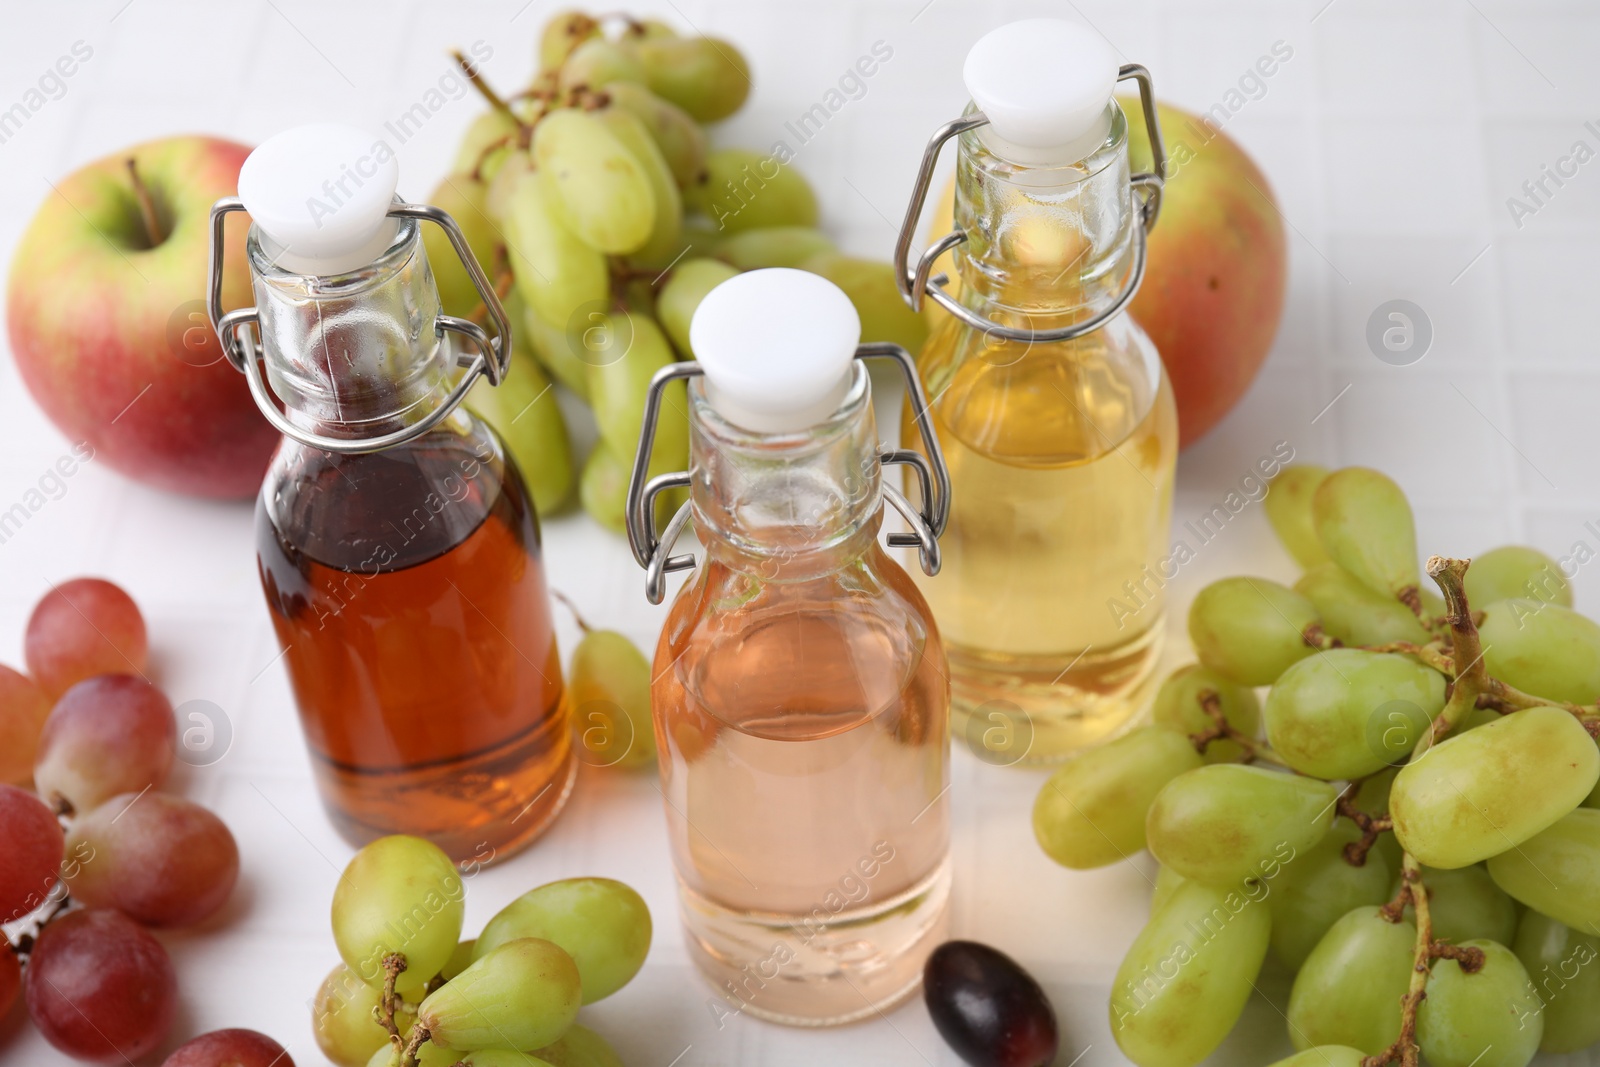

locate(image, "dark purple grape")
[[924, 941, 1059, 1067]]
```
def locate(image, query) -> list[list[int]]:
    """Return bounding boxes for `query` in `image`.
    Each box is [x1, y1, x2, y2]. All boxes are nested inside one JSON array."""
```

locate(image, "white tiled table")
[[1, 2, 1597, 1064]]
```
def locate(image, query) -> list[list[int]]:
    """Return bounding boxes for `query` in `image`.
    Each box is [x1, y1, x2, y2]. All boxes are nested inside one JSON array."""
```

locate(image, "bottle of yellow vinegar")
[[894, 20, 1177, 763]]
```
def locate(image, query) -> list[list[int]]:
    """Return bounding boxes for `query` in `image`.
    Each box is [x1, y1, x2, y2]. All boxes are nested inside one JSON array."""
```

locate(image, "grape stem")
[[398, 1024, 432, 1067], [1365, 854, 1486, 1067], [552, 589, 594, 634], [1188, 690, 1292, 769], [9, 889, 74, 961], [1419, 557, 1486, 752], [453, 49, 515, 119], [375, 953, 408, 1042], [1333, 781, 1391, 867]]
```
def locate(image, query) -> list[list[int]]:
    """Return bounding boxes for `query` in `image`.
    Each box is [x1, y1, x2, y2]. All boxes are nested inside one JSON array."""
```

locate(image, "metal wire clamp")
[[204, 199, 511, 455], [625, 343, 952, 605], [891, 64, 1168, 346]]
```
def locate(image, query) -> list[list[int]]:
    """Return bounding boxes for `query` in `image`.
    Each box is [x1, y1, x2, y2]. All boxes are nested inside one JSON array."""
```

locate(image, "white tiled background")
[[1, 1, 1598, 1065]]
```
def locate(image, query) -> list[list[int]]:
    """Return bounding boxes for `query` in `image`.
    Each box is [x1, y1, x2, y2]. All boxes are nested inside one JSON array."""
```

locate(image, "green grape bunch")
[[319, 833, 649, 1067], [420, 10, 927, 533], [1031, 463, 1600, 1067]]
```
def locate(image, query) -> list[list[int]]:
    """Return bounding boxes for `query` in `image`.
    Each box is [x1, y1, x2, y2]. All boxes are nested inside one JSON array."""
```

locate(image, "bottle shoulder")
[[655, 546, 945, 712], [260, 411, 526, 570], [913, 309, 1171, 467]]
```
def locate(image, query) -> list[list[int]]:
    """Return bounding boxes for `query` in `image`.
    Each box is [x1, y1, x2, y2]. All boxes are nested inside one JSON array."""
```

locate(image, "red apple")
[[7, 136, 278, 498], [1123, 99, 1287, 447]]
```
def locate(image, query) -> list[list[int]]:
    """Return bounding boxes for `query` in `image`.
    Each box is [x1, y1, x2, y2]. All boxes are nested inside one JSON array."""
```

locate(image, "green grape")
[[600, 82, 706, 189], [1468, 545, 1572, 610], [1266, 819, 1391, 969], [631, 36, 751, 123], [534, 109, 656, 254], [1264, 648, 1445, 780], [558, 39, 647, 93], [1032, 727, 1203, 870], [585, 313, 685, 460], [1265, 1050, 1365, 1067], [424, 174, 500, 319], [1457, 705, 1504, 733], [453, 110, 522, 181], [331, 835, 464, 996], [580, 444, 630, 534], [1293, 564, 1430, 647], [1512, 909, 1600, 1053], [536, 1023, 624, 1067], [1480, 599, 1600, 705], [522, 301, 589, 399], [657, 258, 739, 357], [1109, 879, 1270, 1067], [1388, 864, 1517, 947], [1150, 865, 1186, 914], [501, 163, 609, 330], [1416, 939, 1542, 1067], [1588, 773, 1600, 809], [1145, 764, 1336, 887], [419, 938, 580, 1051], [592, 107, 682, 266], [473, 878, 652, 1004], [1286, 906, 1415, 1055], [687, 148, 818, 233], [409, 1049, 556, 1067], [441, 939, 476, 982], [1148, 664, 1261, 765], [796, 253, 928, 355], [569, 628, 655, 770], [1264, 464, 1332, 569], [312, 962, 416, 1067], [1312, 467, 1421, 606], [538, 10, 600, 70], [717, 226, 835, 271], [1486, 808, 1600, 933], [1391, 705, 1599, 869], [1187, 577, 1320, 686], [466, 309, 575, 516]]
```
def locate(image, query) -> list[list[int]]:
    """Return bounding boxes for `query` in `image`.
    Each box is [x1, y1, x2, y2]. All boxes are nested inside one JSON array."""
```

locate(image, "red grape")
[[924, 941, 1059, 1067], [24, 908, 177, 1062], [25, 577, 149, 699], [161, 1028, 295, 1067], [0, 665, 50, 785], [0, 783, 64, 922], [34, 673, 174, 813], [0, 944, 19, 1017], [64, 791, 240, 927]]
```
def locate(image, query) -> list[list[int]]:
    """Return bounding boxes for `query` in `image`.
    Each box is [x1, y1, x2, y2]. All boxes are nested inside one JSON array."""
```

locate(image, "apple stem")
[[124, 157, 164, 247]]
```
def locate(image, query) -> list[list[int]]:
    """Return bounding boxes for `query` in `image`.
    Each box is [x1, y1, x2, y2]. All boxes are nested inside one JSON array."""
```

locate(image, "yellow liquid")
[[906, 314, 1178, 762]]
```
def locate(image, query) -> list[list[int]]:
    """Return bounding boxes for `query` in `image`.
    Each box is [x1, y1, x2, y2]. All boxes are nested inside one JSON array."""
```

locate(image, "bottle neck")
[[953, 101, 1136, 324], [689, 363, 883, 582], [248, 218, 452, 440]]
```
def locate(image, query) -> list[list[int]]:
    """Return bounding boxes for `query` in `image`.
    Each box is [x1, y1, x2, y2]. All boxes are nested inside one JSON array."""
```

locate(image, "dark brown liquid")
[[256, 431, 571, 864]]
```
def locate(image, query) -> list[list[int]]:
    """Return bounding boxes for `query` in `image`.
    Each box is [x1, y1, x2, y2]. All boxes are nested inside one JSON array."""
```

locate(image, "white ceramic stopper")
[[964, 19, 1120, 162], [238, 124, 400, 275], [689, 268, 861, 435]]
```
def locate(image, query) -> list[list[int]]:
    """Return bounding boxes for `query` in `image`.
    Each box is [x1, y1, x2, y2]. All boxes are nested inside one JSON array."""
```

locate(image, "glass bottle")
[[208, 125, 572, 864], [895, 21, 1177, 763], [627, 269, 952, 1026]]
